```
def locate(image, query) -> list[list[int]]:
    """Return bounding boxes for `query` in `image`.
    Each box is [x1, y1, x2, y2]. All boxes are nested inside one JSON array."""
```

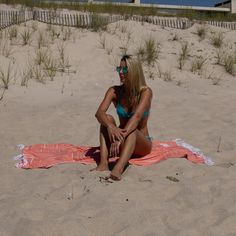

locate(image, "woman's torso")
[[113, 85, 151, 137]]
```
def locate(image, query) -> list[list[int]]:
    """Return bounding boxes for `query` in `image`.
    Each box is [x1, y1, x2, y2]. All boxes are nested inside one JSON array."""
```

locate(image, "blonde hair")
[[123, 56, 147, 105]]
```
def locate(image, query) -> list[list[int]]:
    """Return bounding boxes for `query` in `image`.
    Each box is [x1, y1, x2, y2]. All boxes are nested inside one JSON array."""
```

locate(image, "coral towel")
[[14, 139, 214, 169]]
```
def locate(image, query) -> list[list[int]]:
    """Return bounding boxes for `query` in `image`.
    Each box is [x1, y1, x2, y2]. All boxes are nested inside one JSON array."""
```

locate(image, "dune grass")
[[0, 40, 14, 58], [34, 48, 49, 66], [43, 56, 58, 81], [98, 32, 106, 49], [210, 32, 224, 48], [135, 36, 160, 66], [0, 62, 12, 90], [2, 0, 236, 22], [224, 55, 235, 75], [57, 42, 70, 72], [196, 24, 207, 41], [178, 42, 189, 70], [163, 71, 174, 82], [20, 67, 32, 87], [37, 30, 49, 49], [8, 26, 18, 41], [191, 56, 207, 73], [20, 28, 32, 45], [90, 13, 109, 32]]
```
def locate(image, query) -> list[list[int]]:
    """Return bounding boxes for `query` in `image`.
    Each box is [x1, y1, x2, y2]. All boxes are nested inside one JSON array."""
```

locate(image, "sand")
[[1, 5, 236, 236]]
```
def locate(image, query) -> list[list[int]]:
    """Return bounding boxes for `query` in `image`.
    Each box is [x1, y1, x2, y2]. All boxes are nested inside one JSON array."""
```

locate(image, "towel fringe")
[[13, 144, 28, 168], [174, 139, 214, 166]]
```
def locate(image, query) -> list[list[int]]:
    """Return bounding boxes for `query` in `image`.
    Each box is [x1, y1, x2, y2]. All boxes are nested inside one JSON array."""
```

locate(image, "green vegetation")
[[210, 32, 224, 48], [1, 0, 236, 21], [224, 55, 235, 75], [196, 24, 207, 41], [0, 62, 12, 90], [190, 56, 207, 73], [144, 36, 160, 66], [178, 42, 189, 70], [20, 28, 32, 45]]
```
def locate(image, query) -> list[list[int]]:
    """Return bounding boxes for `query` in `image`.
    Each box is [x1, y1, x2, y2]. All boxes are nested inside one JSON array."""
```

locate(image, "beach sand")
[[1, 5, 236, 235]]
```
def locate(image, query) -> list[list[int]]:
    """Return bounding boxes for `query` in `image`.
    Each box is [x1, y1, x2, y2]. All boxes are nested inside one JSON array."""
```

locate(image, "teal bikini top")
[[116, 103, 149, 119]]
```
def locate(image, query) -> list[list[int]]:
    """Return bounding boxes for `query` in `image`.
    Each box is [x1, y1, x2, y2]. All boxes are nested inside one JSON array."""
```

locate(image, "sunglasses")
[[116, 66, 128, 74]]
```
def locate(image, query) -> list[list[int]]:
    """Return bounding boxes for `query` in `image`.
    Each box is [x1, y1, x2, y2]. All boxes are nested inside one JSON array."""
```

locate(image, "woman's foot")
[[110, 167, 124, 181], [90, 163, 108, 171]]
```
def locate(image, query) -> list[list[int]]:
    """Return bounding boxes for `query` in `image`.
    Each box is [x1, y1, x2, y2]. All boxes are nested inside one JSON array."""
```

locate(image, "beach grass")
[[191, 56, 207, 73], [196, 24, 207, 41], [1, 0, 236, 21], [0, 40, 14, 58], [144, 36, 160, 66], [224, 55, 235, 75], [210, 32, 224, 48], [20, 28, 32, 45], [178, 42, 189, 70], [0, 62, 12, 90]]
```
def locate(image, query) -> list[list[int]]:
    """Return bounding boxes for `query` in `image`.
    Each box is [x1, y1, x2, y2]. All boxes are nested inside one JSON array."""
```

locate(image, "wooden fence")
[[131, 15, 194, 29], [0, 10, 33, 30], [205, 20, 236, 30], [1, 9, 236, 31], [34, 10, 124, 28]]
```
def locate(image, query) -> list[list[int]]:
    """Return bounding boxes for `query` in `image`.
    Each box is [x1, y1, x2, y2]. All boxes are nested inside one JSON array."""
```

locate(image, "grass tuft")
[[90, 13, 108, 32], [0, 62, 12, 90], [20, 28, 32, 45], [0, 40, 14, 58], [35, 48, 49, 66], [178, 42, 189, 70], [8, 26, 18, 41], [196, 24, 207, 41], [57, 42, 70, 72], [210, 32, 224, 48], [20, 67, 32, 87], [144, 36, 160, 66], [191, 56, 207, 73], [32, 65, 45, 84], [224, 55, 235, 75], [163, 71, 174, 82], [37, 30, 49, 49], [43, 56, 58, 81], [98, 32, 106, 49], [62, 27, 72, 41]]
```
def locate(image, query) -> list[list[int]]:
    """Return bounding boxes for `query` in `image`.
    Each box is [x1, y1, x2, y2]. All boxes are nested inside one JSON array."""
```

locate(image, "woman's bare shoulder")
[[141, 87, 153, 97], [107, 85, 122, 92], [105, 85, 122, 102]]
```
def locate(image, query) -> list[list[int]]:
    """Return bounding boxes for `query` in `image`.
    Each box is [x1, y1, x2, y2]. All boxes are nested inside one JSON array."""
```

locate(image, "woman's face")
[[117, 60, 128, 84]]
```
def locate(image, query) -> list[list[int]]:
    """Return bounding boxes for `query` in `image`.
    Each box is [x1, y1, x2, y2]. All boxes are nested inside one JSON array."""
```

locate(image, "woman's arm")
[[95, 86, 116, 128], [95, 86, 125, 142], [123, 88, 152, 138]]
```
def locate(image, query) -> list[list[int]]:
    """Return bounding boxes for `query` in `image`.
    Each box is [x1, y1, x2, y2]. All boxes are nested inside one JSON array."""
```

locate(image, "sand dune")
[[0, 5, 236, 235]]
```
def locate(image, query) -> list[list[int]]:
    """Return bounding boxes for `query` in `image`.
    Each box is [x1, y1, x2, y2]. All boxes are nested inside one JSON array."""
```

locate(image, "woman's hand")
[[110, 140, 121, 157], [107, 125, 126, 143]]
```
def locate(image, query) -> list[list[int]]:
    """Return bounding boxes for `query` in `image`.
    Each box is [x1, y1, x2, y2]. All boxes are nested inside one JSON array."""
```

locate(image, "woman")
[[94, 55, 152, 180]]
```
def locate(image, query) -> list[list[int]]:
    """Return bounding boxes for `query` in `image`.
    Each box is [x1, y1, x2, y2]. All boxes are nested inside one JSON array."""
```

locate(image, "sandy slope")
[[0, 8, 236, 235]]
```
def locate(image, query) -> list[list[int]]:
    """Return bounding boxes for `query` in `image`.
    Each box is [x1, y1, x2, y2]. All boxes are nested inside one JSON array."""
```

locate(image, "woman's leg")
[[110, 130, 152, 180], [94, 114, 117, 171]]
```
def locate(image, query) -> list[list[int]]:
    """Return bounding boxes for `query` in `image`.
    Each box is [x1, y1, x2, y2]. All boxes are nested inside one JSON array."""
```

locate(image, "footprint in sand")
[[216, 162, 234, 168]]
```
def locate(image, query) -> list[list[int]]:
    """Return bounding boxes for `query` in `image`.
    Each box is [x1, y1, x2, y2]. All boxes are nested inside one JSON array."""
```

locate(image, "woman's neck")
[[122, 84, 131, 97], [121, 85, 137, 107]]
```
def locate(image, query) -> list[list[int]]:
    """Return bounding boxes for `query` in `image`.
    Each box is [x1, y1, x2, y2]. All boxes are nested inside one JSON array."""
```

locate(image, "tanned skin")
[[94, 59, 152, 180]]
